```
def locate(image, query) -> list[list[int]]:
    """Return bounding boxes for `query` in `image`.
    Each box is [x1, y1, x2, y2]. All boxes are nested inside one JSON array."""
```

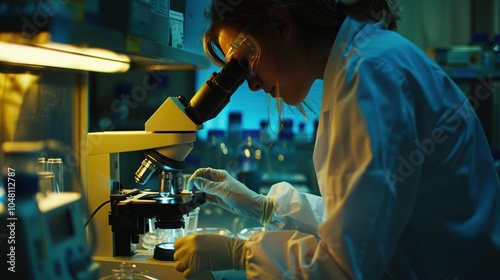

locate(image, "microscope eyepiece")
[[185, 58, 249, 125]]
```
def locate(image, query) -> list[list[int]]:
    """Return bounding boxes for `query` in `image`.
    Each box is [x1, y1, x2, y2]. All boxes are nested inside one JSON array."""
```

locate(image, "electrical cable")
[[85, 199, 112, 228]]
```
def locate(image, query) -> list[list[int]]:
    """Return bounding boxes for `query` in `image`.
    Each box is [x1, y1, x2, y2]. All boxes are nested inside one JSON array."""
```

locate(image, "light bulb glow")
[[0, 41, 130, 72]]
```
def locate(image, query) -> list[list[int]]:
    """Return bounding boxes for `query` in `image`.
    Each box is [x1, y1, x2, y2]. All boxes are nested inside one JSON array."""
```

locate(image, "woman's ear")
[[267, 5, 293, 42]]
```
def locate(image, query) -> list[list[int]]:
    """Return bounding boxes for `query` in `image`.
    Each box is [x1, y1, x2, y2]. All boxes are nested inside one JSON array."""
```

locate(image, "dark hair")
[[203, 0, 401, 65], [340, 0, 401, 31]]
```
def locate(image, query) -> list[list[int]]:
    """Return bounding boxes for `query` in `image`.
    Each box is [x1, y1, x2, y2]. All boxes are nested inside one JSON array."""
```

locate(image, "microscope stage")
[[115, 190, 206, 216]]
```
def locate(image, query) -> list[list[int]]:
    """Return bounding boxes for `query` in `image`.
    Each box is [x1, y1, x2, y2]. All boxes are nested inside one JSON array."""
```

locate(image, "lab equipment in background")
[[471, 32, 493, 70], [100, 0, 151, 37], [270, 119, 296, 175], [99, 0, 171, 46], [444, 46, 483, 68], [184, 206, 199, 234], [259, 119, 273, 145], [1, 142, 99, 280], [227, 111, 243, 149], [312, 118, 319, 143], [294, 121, 319, 195], [36, 157, 64, 194], [295, 122, 309, 144], [37, 157, 47, 172], [433, 33, 498, 71], [170, 9, 184, 49], [262, 119, 311, 193], [38, 171, 56, 195], [147, 0, 171, 46], [47, 158, 64, 193], [235, 129, 269, 193], [205, 129, 231, 169], [493, 34, 500, 69]]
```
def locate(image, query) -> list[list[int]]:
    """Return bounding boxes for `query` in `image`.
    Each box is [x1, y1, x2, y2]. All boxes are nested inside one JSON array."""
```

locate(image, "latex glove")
[[173, 234, 246, 278], [188, 168, 275, 225]]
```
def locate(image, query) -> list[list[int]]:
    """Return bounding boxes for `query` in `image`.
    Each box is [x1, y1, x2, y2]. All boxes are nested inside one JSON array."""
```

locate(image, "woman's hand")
[[173, 234, 246, 278], [187, 168, 275, 226]]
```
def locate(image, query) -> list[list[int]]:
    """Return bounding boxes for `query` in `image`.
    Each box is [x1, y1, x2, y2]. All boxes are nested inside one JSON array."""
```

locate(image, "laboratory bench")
[[96, 203, 255, 280]]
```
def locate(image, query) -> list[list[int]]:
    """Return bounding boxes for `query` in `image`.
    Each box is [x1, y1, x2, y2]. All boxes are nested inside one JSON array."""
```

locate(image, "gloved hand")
[[173, 234, 246, 278], [187, 168, 275, 226]]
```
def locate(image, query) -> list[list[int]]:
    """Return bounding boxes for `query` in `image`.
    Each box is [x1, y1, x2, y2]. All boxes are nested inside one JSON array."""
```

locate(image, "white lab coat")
[[244, 16, 500, 279]]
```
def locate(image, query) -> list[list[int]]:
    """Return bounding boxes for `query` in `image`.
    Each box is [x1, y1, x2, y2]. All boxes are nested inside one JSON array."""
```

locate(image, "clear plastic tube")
[[47, 158, 63, 193]]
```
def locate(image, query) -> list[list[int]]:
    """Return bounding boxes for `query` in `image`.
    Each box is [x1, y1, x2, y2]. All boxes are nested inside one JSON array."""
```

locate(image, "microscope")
[[86, 58, 249, 277]]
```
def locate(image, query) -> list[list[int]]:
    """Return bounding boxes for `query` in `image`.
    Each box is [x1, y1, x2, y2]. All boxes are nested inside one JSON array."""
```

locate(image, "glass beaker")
[[141, 217, 185, 250], [47, 158, 63, 193], [37, 171, 56, 195], [184, 207, 200, 234]]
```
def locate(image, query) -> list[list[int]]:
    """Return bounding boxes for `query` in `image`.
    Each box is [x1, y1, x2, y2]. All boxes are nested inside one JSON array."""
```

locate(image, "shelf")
[[51, 17, 209, 70], [0, 14, 209, 72], [441, 66, 500, 81]]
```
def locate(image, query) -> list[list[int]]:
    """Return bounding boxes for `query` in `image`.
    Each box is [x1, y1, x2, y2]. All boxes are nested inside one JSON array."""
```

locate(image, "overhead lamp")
[[0, 41, 130, 73]]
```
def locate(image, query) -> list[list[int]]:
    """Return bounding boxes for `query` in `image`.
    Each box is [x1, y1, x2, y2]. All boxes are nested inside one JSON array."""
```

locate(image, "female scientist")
[[173, 0, 500, 279]]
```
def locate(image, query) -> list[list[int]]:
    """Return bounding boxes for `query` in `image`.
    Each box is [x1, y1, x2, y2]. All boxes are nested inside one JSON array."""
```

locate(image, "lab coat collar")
[[323, 15, 384, 84]]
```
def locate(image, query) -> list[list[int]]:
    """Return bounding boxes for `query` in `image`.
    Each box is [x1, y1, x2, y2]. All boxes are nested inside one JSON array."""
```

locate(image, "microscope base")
[[95, 252, 247, 280], [95, 251, 184, 279]]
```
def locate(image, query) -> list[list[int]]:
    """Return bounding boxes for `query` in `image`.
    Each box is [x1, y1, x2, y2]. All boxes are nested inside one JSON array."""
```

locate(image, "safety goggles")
[[210, 20, 261, 80]]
